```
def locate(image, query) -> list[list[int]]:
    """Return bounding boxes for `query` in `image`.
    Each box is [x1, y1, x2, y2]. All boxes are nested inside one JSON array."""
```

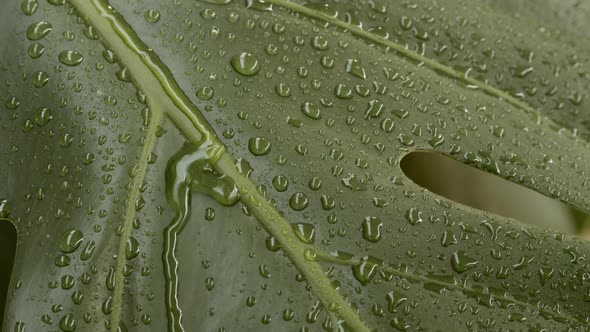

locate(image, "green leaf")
[[2, 0, 590, 331]]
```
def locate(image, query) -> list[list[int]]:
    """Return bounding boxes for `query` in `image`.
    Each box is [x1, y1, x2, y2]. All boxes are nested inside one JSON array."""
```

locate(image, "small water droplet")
[[144, 9, 161, 23], [196, 86, 214, 100]]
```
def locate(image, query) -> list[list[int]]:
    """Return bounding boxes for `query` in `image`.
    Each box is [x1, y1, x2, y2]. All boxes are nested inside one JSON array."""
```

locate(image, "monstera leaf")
[[2, 0, 590, 330]]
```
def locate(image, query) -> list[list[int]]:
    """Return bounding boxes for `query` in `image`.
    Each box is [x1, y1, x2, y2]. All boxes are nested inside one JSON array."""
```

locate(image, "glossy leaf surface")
[[1, 0, 590, 331]]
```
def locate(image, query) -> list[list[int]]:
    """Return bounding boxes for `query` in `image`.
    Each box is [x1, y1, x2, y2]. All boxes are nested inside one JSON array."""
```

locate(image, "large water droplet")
[[246, 0, 272, 11], [272, 175, 288, 192], [301, 101, 321, 120], [28, 43, 45, 59], [58, 50, 84, 66], [289, 192, 309, 211], [59, 229, 83, 253], [405, 208, 422, 225], [451, 251, 478, 273], [27, 21, 52, 40], [21, 0, 39, 15], [293, 223, 315, 244], [362, 217, 382, 243], [59, 314, 76, 332], [345, 58, 366, 79], [248, 137, 271, 156], [352, 256, 382, 285], [125, 236, 140, 260], [231, 52, 260, 76]]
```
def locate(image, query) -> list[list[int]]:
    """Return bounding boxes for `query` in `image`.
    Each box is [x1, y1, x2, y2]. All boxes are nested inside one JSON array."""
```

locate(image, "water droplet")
[[198, 0, 232, 3], [32, 71, 49, 88], [125, 236, 140, 260], [5, 97, 20, 110], [59, 229, 83, 253], [345, 58, 366, 79], [205, 277, 215, 291], [265, 236, 281, 251], [61, 275, 75, 290], [308, 177, 322, 190], [55, 254, 71, 267], [334, 84, 353, 99], [304, 248, 318, 261], [231, 52, 260, 76], [511, 65, 534, 78], [406, 208, 422, 225], [365, 99, 385, 119], [80, 240, 96, 261], [301, 101, 321, 119], [352, 256, 382, 285], [21, 0, 39, 15], [441, 230, 457, 247], [293, 223, 315, 244], [538, 267, 554, 286], [248, 137, 271, 156], [144, 9, 161, 23], [246, 0, 273, 11], [289, 192, 309, 211], [272, 175, 288, 192], [205, 207, 215, 221], [283, 309, 294, 321], [59, 314, 75, 332], [508, 313, 525, 322], [196, 86, 214, 100], [27, 21, 52, 40], [451, 251, 478, 273], [58, 50, 84, 66], [386, 290, 407, 313], [275, 83, 291, 97], [311, 36, 329, 50], [28, 43, 45, 59], [362, 217, 382, 242], [380, 118, 395, 132]]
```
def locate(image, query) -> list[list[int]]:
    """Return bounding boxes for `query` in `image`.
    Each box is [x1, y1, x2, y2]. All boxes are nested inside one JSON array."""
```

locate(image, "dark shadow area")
[[0, 221, 17, 327], [400, 151, 589, 235]]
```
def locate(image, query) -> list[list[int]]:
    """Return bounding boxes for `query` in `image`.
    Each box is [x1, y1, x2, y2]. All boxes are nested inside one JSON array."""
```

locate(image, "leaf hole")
[[0, 220, 17, 327], [400, 151, 589, 236]]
